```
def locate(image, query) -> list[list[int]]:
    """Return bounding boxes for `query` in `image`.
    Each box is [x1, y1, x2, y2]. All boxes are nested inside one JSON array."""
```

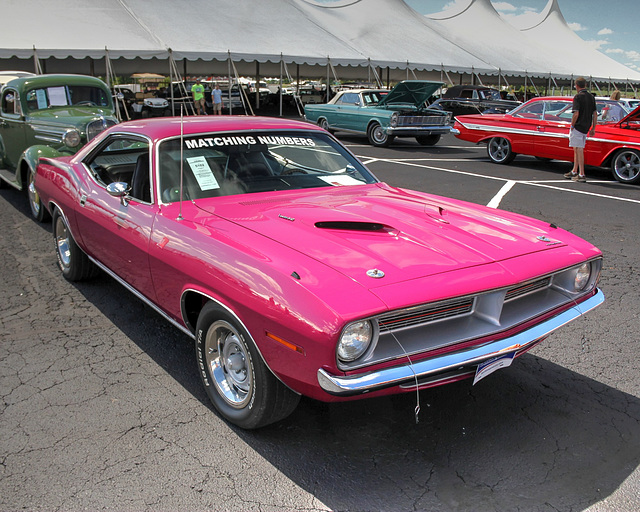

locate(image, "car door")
[[0, 87, 26, 175], [333, 92, 362, 131], [502, 100, 546, 155], [534, 100, 573, 160], [75, 134, 157, 299]]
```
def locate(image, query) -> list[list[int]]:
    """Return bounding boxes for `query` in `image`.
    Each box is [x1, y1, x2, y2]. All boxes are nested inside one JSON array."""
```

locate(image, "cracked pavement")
[[1, 135, 639, 511]]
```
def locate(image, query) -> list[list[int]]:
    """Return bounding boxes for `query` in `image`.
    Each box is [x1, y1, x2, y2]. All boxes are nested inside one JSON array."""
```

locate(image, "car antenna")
[[177, 104, 184, 221]]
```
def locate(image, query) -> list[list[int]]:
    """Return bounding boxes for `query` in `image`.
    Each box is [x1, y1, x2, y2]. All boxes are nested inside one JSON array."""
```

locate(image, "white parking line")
[[362, 158, 640, 207]]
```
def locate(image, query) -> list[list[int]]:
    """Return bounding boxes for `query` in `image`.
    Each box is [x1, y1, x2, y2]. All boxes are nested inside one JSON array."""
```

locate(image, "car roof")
[[106, 116, 325, 141], [5, 73, 110, 90]]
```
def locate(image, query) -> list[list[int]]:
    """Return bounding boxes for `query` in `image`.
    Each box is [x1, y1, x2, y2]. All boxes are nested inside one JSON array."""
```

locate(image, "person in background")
[[564, 77, 597, 183], [191, 79, 206, 115], [212, 83, 223, 115]]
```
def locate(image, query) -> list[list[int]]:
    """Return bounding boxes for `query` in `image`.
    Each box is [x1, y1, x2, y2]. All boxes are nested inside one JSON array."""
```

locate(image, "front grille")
[[397, 115, 448, 127], [505, 277, 551, 301], [378, 297, 474, 331], [86, 118, 117, 141]]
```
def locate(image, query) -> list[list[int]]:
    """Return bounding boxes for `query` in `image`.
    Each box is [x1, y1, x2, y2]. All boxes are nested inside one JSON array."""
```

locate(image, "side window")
[[460, 89, 473, 99], [85, 136, 151, 202], [513, 102, 544, 120], [1, 89, 20, 115]]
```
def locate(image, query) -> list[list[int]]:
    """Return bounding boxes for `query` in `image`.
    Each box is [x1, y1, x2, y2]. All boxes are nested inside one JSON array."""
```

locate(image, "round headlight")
[[574, 262, 591, 291], [62, 129, 81, 148], [337, 320, 373, 362], [390, 113, 398, 128]]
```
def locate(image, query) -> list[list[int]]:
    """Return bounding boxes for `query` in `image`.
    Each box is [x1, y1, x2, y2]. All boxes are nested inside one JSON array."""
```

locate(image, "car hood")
[[194, 184, 567, 288], [377, 81, 443, 108], [27, 106, 115, 126]]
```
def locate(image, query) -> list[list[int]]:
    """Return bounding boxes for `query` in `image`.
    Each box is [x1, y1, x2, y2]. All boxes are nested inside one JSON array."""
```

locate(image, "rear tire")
[[611, 149, 640, 184], [52, 209, 97, 281], [487, 137, 516, 164], [195, 302, 300, 429]]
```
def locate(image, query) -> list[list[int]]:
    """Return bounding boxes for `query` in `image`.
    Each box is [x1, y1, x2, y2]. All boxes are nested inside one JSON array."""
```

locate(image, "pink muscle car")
[[35, 116, 604, 429], [452, 96, 640, 184]]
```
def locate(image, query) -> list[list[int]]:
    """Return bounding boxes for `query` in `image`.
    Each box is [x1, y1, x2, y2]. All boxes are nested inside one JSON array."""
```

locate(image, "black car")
[[430, 85, 521, 118]]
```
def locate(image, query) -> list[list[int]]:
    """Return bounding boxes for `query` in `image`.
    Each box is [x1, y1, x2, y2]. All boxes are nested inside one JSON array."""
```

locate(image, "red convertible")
[[35, 116, 603, 428], [452, 96, 640, 184]]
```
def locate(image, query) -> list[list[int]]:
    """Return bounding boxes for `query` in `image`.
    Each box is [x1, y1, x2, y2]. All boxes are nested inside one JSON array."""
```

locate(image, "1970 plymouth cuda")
[[304, 81, 452, 147], [35, 116, 603, 429], [0, 74, 118, 220]]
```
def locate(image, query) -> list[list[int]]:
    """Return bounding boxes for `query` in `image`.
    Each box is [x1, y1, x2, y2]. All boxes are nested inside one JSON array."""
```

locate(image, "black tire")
[[367, 122, 394, 147], [415, 134, 441, 146], [317, 118, 334, 134], [52, 209, 97, 281], [195, 302, 300, 429], [611, 149, 640, 184], [27, 167, 50, 222], [487, 137, 516, 164]]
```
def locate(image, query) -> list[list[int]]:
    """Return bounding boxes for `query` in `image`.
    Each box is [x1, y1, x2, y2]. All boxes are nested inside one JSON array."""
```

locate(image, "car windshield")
[[25, 85, 110, 111], [361, 91, 388, 105], [157, 130, 377, 201]]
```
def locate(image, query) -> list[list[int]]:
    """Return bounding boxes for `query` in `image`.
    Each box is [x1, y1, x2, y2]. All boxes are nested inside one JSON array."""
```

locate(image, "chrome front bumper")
[[317, 290, 604, 396]]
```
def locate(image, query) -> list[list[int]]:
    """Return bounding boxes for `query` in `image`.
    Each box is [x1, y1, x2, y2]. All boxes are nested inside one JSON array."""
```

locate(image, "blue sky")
[[405, 0, 640, 72]]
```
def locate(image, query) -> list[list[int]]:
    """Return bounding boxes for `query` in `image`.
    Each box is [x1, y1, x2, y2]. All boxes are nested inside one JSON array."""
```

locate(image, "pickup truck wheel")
[[27, 168, 50, 222], [487, 137, 516, 164], [367, 122, 394, 147], [195, 303, 300, 429], [415, 134, 441, 146], [611, 149, 640, 184], [52, 209, 97, 281]]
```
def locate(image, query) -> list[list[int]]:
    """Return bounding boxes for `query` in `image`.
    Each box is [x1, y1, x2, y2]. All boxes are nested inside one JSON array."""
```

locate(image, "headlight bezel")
[[389, 112, 398, 128], [337, 319, 379, 364], [552, 258, 601, 296]]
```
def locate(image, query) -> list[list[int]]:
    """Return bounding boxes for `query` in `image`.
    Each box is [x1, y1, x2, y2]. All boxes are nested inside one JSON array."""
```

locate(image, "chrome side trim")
[[317, 290, 604, 396]]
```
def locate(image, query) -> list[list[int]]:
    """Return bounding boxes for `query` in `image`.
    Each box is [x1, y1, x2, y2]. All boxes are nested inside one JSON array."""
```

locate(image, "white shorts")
[[569, 127, 587, 148]]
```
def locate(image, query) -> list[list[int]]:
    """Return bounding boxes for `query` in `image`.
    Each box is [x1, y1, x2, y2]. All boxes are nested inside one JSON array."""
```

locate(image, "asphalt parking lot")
[[1, 131, 639, 512]]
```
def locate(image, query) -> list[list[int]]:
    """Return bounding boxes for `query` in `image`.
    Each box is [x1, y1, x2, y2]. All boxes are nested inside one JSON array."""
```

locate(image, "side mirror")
[[106, 181, 131, 206]]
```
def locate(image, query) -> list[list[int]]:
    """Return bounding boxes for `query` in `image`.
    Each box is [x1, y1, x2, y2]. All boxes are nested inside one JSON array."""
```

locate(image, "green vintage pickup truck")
[[304, 81, 452, 147], [0, 74, 118, 220]]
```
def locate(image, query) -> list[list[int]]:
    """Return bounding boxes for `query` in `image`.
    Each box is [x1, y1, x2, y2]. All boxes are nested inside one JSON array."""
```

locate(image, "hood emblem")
[[366, 269, 385, 279], [537, 235, 561, 246]]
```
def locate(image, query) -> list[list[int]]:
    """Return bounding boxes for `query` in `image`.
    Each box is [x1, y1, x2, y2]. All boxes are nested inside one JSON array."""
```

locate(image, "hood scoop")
[[315, 221, 389, 232]]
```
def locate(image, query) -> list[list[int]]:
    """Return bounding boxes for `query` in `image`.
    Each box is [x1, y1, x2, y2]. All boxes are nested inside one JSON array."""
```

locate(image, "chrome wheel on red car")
[[487, 137, 516, 164], [195, 303, 300, 429], [611, 149, 640, 184]]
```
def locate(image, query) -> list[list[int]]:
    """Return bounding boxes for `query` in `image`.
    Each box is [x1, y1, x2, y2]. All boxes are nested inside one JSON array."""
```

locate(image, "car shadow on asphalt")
[[73, 271, 640, 512]]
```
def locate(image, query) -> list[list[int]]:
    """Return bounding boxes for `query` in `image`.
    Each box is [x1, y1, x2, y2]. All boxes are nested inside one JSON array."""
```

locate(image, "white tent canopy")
[[1, 0, 639, 84]]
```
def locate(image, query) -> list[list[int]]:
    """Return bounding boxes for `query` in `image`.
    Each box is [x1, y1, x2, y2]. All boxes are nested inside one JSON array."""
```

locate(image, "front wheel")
[[27, 167, 50, 222], [195, 303, 300, 429], [611, 149, 640, 184], [415, 134, 441, 146], [367, 122, 394, 147], [487, 137, 516, 164], [52, 209, 97, 281]]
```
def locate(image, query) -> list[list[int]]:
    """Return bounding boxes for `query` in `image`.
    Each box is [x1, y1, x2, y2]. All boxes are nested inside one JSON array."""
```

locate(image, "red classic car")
[[35, 116, 604, 429], [452, 96, 640, 184]]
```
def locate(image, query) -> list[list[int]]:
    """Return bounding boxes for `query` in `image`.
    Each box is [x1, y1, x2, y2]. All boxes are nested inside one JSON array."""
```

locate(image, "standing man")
[[191, 78, 206, 115], [212, 83, 223, 115], [564, 77, 597, 182]]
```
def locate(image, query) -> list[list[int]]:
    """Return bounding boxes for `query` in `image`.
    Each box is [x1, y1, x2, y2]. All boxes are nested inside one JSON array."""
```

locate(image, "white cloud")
[[568, 22, 585, 31], [625, 50, 640, 62], [597, 28, 613, 35], [585, 39, 610, 51]]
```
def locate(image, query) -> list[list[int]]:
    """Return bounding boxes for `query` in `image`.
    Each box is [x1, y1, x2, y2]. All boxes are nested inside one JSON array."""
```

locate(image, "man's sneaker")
[[564, 171, 577, 179], [572, 174, 586, 182]]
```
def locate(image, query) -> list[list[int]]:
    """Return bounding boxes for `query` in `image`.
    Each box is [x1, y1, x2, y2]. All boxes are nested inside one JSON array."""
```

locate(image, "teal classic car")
[[304, 81, 452, 147], [0, 74, 118, 220]]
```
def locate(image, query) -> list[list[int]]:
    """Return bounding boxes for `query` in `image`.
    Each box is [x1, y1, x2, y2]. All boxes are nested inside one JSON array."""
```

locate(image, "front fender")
[[20, 145, 65, 186]]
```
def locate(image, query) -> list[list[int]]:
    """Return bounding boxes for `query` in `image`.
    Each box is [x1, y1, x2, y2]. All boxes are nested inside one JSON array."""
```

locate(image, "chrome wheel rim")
[[614, 151, 640, 181], [205, 321, 252, 408], [55, 216, 71, 269], [28, 170, 41, 216], [319, 118, 329, 130], [371, 125, 387, 144], [488, 138, 510, 162]]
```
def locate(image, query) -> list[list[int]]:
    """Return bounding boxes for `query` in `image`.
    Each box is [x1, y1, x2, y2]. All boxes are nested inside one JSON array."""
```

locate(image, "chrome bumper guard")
[[317, 289, 604, 396]]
